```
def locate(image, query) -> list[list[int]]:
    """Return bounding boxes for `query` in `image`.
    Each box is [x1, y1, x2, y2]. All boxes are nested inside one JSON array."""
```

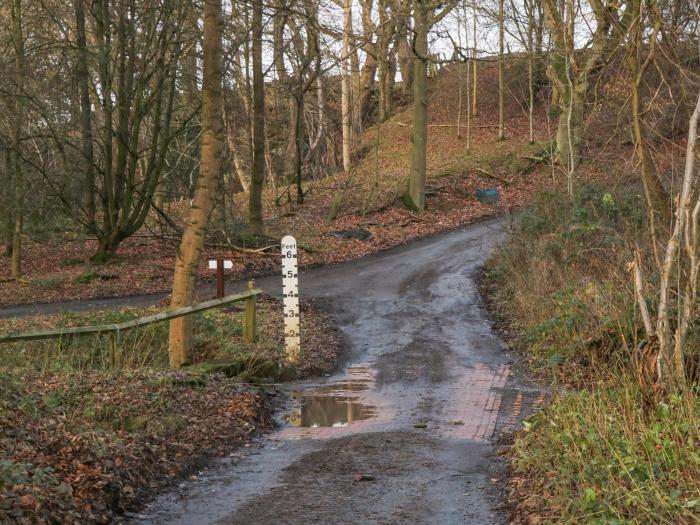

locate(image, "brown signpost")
[[208, 259, 233, 298]]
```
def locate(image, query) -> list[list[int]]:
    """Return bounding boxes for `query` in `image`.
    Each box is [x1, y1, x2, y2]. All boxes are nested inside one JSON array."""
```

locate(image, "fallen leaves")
[[0, 370, 272, 523], [18, 494, 36, 509], [0, 64, 553, 311], [0, 293, 342, 523]]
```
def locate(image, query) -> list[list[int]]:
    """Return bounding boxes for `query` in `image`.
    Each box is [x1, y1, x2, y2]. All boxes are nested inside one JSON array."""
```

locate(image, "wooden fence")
[[0, 281, 262, 367]]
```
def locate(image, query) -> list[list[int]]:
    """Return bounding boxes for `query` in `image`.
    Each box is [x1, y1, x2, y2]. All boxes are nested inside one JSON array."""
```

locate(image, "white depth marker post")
[[281, 235, 300, 363]]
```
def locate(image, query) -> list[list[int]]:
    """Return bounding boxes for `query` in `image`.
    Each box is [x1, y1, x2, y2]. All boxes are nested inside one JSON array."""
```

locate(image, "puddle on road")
[[284, 376, 375, 428], [313, 380, 370, 394], [284, 393, 375, 428]]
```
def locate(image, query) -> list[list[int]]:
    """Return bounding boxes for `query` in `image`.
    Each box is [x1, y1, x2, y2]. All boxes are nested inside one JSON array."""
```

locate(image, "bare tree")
[[624, 0, 671, 226], [341, 0, 353, 172], [471, 0, 478, 116], [632, 9, 700, 394], [169, 0, 224, 368], [542, 0, 622, 170], [404, 0, 457, 210], [249, 0, 266, 234], [9, 0, 25, 278], [498, 0, 505, 140], [73, 0, 96, 227]]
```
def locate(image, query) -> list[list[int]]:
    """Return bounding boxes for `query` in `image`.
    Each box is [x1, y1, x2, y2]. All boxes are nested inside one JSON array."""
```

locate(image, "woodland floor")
[[0, 296, 342, 523], [3, 59, 688, 524], [0, 62, 560, 307]]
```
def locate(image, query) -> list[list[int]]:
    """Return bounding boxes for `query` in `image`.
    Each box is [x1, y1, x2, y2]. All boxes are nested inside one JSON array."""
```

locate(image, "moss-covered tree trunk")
[[405, 1, 429, 211], [341, 0, 353, 172], [249, 0, 265, 234], [542, 0, 618, 170], [10, 0, 25, 279], [169, 0, 223, 369], [626, 0, 670, 226]]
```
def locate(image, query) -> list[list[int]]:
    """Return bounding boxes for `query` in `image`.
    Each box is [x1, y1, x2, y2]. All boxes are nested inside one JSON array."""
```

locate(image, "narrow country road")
[[131, 217, 543, 525]]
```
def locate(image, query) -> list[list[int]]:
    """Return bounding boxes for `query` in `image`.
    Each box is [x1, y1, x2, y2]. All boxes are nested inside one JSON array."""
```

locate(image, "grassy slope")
[[476, 50, 700, 525], [484, 188, 700, 524]]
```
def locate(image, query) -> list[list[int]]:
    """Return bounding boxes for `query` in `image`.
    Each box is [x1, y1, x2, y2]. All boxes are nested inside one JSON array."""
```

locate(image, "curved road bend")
[[129, 217, 543, 525]]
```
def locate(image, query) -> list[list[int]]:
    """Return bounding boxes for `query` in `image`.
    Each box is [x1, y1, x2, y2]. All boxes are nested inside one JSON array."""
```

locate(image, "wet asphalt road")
[[130, 216, 543, 525]]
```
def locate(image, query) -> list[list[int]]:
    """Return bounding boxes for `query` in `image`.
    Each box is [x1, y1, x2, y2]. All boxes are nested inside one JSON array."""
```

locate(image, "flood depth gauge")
[[281, 235, 300, 363]]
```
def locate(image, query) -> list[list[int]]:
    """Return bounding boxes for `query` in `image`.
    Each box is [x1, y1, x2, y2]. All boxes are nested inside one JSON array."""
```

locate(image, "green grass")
[[513, 381, 699, 524], [485, 186, 648, 380], [0, 300, 286, 521], [0, 302, 282, 374], [485, 185, 700, 523]]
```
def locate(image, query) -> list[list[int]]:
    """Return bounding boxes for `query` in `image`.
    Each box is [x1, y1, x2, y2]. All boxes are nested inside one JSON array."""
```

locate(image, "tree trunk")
[[294, 90, 305, 203], [88, 0, 183, 263], [155, 180, 166, 209], [2, 145, 11, 256], [350, 48, 362, 138], [249, 0, 265, 234], [272, 0, 293, 173], [397, 27, 413, 94], [383, 50, 396, 118], [341, 0, 352, 172], [527, 0, 535, 144], [404, 2, 428, 211], [626, 1, 671, 226], [169, 0, 223, 368], [377, 0, 395, 122], [497, 0, 505, 140], [554, 83, 583, 169], [471, 0, 478, 116], [631, 68, 670, 226], [654, 70, 700, 393], [183, 12, 200, 107], [359, 0, 377, 120], [542, 0, 617, 171], [10, 0, 25, 279], [74, 0, 96, 228], [377, 3, 387, 123]]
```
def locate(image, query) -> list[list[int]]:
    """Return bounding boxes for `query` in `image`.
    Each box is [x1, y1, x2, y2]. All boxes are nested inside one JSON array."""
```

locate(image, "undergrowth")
[[0, 300, 282, 375], [485, 186, 700, 524], [0, 297, 340, 522]]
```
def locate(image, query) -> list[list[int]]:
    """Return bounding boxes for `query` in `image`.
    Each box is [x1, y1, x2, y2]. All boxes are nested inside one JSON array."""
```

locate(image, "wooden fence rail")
[[0, 282, 262, 367]]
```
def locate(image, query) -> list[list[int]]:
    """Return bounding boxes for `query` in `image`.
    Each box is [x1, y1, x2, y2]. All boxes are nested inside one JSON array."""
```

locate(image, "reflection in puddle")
[[314, 381, 369, 394], [285, 393, 375, 428]]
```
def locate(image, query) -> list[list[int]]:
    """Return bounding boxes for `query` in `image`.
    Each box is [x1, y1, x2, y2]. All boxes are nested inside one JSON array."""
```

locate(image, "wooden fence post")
[[110, 329, 123, 368], [243, 280, 256, 343]]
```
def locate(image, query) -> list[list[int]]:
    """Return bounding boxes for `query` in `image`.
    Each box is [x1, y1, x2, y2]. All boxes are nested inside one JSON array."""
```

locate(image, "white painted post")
[[281, 235, 300, 363]]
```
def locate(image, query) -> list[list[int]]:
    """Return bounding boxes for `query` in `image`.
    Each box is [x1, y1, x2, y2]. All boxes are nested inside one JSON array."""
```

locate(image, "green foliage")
[[486, 184, 700, 523], [0, 303, 281, 374], [486, 185, 646, 377], [512, 382, 700, 523], [75, 270, 98, 283], [0, 372, 35, 418]]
